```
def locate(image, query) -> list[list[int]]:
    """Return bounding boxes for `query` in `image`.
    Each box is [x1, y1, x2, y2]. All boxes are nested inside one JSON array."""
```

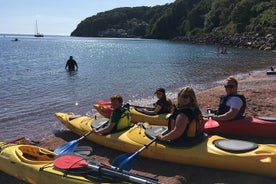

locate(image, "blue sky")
[[0, 0, 175, 36]]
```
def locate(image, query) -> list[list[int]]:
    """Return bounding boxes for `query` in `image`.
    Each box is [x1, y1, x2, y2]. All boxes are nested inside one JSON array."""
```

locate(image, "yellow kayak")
[[0, 142, 96, 184], [55, 112, 276, 178], [128, 106, 170, 125], [0, 141, 160, 184], [94, 102, 170, 125]]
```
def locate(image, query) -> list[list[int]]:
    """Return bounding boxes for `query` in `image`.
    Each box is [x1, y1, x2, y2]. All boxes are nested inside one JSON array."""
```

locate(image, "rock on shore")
[[173, 32, 276, 51]]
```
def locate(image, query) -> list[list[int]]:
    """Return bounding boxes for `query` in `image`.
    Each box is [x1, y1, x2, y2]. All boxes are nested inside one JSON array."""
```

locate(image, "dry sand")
[[1, 71, 275, 184]]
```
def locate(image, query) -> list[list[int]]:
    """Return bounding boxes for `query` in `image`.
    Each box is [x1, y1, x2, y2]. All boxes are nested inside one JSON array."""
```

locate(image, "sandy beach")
[[1, 70, 275, 184]]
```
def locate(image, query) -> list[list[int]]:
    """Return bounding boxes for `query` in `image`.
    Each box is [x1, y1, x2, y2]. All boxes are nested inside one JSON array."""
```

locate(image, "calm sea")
[[0, 34, 275, 141]]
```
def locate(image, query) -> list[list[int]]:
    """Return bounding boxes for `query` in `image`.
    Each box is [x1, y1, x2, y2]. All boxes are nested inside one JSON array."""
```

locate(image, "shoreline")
[[172, 32, 276, 51], [1, 70, 275, 184]]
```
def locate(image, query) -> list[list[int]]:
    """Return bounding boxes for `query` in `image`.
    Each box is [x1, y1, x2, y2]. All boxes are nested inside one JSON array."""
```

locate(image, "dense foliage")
[[71, 0, 276, 39]]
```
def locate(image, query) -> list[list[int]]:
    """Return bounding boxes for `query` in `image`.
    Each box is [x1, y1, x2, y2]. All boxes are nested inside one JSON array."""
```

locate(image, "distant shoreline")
[[173, 32, 276, 51], [2, 33, 276, 52]]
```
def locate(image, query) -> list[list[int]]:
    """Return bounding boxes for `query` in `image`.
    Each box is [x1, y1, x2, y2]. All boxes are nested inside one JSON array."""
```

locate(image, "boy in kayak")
[[156, 86, 203, 144], [209, 76, 246, 121], [141, 88, 173, 115], [95, 94, 130, 134]]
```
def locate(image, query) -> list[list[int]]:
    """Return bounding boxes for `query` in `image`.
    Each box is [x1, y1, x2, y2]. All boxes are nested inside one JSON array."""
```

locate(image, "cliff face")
[[71, 0, 276, 50]]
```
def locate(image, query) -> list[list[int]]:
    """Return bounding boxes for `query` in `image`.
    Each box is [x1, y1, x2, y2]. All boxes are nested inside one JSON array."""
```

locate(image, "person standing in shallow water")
[[65, 56, 78, 71]]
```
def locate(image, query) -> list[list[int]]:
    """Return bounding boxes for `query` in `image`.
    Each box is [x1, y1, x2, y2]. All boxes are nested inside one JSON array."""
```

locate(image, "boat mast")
[[35, 20, 39, 34], [34, 20, 43, 37]]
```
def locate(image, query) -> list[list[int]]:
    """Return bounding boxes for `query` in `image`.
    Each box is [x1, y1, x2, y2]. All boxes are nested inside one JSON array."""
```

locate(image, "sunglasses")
[[224, 85, 235, 88], [156, 92, 163, 96], [182, 94, 189, 99]]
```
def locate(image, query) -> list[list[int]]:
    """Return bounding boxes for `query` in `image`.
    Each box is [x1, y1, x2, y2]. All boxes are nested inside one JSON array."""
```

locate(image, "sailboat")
[[34, 20, 44, 37]]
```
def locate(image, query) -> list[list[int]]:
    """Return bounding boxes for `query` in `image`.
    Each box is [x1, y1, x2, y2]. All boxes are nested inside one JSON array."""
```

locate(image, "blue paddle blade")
[[112, 152, 139, 171], [112, 153, 133, 167], [54, 139, 80, 154]]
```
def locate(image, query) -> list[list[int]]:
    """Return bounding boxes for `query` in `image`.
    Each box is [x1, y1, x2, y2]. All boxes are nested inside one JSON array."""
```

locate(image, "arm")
[[96, 108, 121, 134], [157, 113, 188, 141], [212, 97, 242, 121], [212, 108, 239, 121], [142, 105, 162, 115]]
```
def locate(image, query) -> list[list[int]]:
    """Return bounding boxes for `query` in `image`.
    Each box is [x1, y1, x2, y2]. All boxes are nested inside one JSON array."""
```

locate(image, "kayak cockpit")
[[16, 145, 56, 164]]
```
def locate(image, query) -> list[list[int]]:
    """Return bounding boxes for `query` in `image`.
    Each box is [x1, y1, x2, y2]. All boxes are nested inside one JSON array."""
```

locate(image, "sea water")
[[0, 34, 275, 141]]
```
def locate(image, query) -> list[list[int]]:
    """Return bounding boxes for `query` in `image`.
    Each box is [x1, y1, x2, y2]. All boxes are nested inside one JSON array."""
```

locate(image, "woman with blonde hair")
[[156, 86, 203, 145]]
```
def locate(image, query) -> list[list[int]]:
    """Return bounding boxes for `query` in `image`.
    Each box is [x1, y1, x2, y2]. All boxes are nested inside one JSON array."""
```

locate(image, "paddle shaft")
[[136, 127, 168, 154], [207, 106, 212, 120], [87, 163, 159, 184], [7, 137, 26, 144], [78, 119, 109, 141], [114, 127, 168, 170], [136, 137, 158, 154], [54, 154, 159, 184]]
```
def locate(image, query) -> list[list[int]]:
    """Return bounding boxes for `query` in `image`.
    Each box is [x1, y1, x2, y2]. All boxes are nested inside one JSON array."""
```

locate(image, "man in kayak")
[[209, 76, 246, 121], [65, 56, 78, 71], [156, 86, 203, 145], [141, 88, 173, 115], [95, 94, 130, 134]]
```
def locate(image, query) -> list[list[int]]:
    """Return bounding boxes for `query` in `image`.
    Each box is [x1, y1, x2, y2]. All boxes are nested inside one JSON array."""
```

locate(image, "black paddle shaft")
[[85, 162, 159, 184], [79, 120, 109, 140], [137, 127, 168, 153]]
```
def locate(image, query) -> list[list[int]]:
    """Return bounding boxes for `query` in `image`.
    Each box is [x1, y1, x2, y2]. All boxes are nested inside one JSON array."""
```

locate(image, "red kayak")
[[203, 117, 276, 138], [93, 100, 113, 118]]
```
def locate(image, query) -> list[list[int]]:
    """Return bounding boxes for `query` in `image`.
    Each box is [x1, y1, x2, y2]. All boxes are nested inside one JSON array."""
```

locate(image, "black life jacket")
[[168, 108, 202, 144], [216, 94, 246, 120], [156, 98, 172, 114]]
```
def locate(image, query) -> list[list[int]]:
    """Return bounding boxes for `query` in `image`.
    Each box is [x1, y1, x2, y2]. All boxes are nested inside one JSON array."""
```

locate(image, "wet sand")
[[1, 71, 276, 184]]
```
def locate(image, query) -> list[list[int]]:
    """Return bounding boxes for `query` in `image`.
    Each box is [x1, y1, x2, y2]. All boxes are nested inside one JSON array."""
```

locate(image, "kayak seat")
[[145, 125, 207, 147], [92, 118, 110, 130], [214, 139, 258, 153], [16, 145, 55, 164]]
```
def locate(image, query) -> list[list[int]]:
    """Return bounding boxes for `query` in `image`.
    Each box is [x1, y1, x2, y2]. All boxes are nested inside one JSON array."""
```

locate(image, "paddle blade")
[[54, 139, 80, 154], [112, 152, 139, 171], [204, 119, 220, 128], [112, 152, 133, 167], [54, 154, 88, 169]]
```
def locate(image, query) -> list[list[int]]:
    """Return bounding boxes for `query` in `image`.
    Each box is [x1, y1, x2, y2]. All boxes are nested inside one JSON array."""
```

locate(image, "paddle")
[[7, 137, 26, 144], [54, 154, 160, 184], [112, 127, 168, 171], [0, 137, 27, 148], [121, 103, 155, 111], [54, 119, 109, 154]]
